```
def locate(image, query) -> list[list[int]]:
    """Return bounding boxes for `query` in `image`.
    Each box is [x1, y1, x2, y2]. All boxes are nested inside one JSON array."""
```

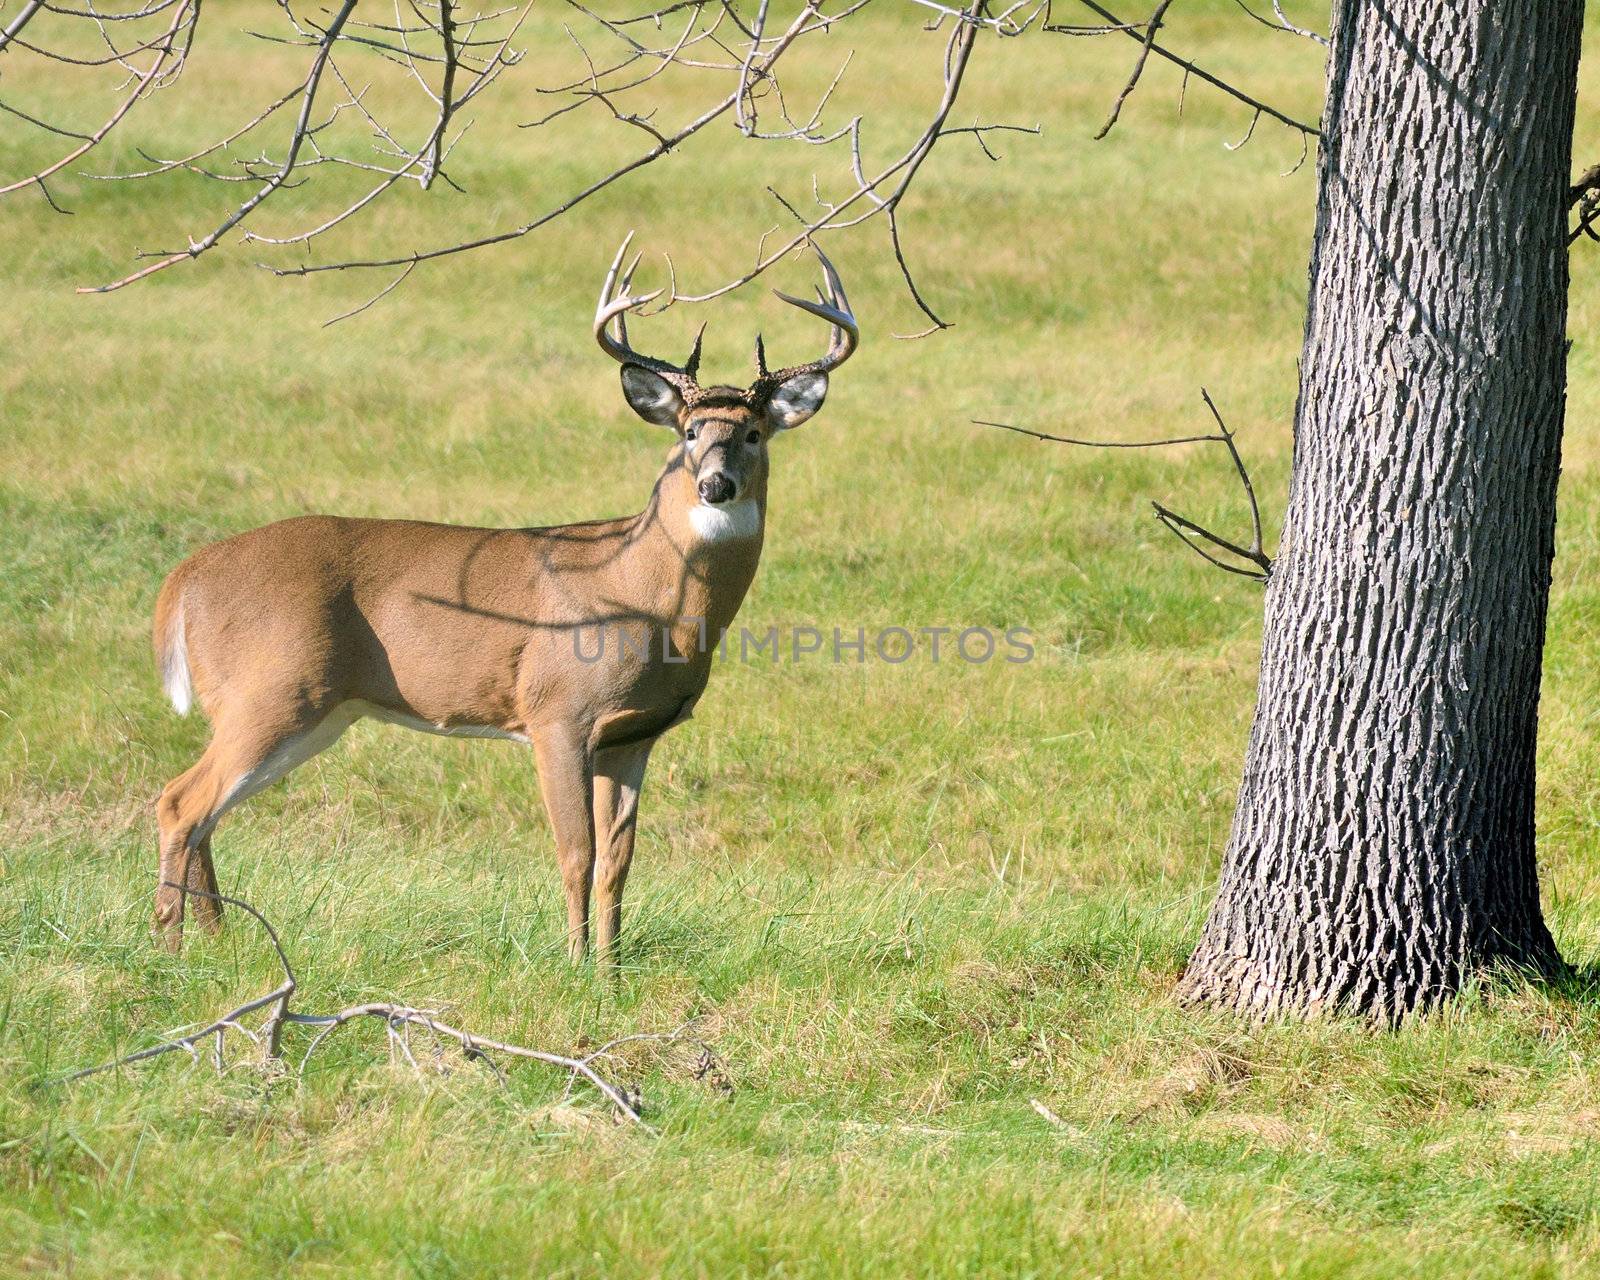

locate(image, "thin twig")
[[973, 420, 1222, 448], [1093, 0, 1173, 139], [974, 386, 1272, 581], [37, 886, 296, 1087], [321, 259, 419, 326], [1063, 0, 1320, 138], [1229, 0, 1327, 47], [0, 0, 194, 199]]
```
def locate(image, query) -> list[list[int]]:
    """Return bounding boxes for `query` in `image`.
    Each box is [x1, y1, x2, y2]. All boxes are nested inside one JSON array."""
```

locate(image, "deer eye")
[[746, 429, 761, 444]]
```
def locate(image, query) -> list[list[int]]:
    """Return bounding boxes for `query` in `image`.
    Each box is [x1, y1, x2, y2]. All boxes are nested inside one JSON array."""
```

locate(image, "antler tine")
[[767, 243, 858, 378], [616, 250, 644, 350], [598, 232, 633, 315], [593, 233, 679, 376], [815, 284, 841, 347], [815, 242, 851, 315], [685, 322, 707, 380]]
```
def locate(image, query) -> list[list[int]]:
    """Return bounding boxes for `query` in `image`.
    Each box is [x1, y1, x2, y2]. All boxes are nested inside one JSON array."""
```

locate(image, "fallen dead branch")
[[38, 884, 713, 1132]]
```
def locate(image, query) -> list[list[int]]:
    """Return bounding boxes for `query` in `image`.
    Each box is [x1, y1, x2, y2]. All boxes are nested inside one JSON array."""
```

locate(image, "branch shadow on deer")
[[409, 479, 734, 637]]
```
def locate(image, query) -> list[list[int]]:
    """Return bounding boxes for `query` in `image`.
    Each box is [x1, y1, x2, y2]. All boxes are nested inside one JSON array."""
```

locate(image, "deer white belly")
[[350, 700, 531, 743]]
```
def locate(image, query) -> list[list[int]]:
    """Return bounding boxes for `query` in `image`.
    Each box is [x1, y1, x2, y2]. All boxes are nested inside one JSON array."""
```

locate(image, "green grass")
[[6, 3, 1600, 1275]]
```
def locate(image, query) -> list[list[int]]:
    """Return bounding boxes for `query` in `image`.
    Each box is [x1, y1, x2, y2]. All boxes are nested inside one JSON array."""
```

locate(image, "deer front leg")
[[531, 725, 597, 963], [592, 739, 654, 968]]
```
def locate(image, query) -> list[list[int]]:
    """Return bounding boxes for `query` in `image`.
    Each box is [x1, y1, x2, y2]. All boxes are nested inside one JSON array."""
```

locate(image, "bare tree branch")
[[9, 0, 1013, 323], [975, 387, 1272, 581], [651, 0, 996, 331], [1093, 0, 1174, 139], [83, 81, 305, 182], [1229, 0, 1327, 47], [0, 0, 195, 200], [39, 887, 297, 1085], [1568, 163, 1600, 246], [292, 1003, 654, 1128], [0, 0, 47, 53], [77, 0, 359, 292], [1057, 0, 1320, 139], [265, 0, 840, 282], [2, 0, 1314, 324]]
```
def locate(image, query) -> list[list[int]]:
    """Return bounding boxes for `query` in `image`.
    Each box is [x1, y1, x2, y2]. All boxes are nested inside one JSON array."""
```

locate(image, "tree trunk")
[[1177, 2, 1584, 1019]]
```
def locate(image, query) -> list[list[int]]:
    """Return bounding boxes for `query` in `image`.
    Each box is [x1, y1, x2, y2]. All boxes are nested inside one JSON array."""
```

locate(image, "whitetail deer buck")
[[150, 237, 857, 963]]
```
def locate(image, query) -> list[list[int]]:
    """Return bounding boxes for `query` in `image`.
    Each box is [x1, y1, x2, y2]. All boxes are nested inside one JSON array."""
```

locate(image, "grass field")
[[7, 3, 1600, 1275]]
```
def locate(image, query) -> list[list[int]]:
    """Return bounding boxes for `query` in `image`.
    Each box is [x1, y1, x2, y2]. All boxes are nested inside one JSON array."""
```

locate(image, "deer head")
[[594, 235, 858, 513]]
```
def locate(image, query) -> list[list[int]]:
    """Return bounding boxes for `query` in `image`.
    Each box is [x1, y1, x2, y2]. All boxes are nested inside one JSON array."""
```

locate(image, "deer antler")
[[597, 234, 855, 397], [754, 242, 859, 388], [595, 233, 704, 393]]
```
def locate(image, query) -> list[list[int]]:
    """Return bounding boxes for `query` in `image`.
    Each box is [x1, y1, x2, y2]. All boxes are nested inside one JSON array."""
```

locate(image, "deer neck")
[[625, 453, 767, 635]]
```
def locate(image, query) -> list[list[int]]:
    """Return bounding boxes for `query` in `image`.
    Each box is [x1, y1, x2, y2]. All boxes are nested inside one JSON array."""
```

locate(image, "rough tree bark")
[[1177, 2, 1585, 1019]]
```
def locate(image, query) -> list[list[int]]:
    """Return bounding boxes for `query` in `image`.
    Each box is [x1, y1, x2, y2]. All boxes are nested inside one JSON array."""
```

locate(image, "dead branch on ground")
[[38, 884, 713, 1132]]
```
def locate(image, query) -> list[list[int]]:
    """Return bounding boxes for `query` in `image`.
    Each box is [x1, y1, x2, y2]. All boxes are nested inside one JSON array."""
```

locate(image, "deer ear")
[[621, 364, 684, 428], [766, 370, 828, 430]]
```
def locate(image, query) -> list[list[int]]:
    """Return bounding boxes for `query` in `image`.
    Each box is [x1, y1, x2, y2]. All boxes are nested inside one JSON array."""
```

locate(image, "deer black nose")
[[698, 474, 736, 505]]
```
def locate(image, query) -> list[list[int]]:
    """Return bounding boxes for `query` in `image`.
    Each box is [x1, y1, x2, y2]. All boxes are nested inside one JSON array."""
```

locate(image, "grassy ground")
[[6, 3, 1600, 1275]]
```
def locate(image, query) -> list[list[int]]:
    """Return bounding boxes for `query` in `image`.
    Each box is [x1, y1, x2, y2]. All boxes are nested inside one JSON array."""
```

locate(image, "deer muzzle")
[[697, 473, 737, 506]]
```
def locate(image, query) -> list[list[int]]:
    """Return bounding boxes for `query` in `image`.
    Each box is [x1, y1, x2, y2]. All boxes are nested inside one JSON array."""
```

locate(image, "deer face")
[[618, 374, 830, 509], [679, 394, 766, 508]]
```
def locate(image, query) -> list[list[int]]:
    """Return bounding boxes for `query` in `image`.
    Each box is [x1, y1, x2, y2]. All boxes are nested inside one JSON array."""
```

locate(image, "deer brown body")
[[151, 239, 856, 962]]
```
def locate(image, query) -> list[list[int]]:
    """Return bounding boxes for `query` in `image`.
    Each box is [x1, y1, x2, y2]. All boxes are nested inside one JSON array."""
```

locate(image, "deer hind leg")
[[155, 753, 222, 948], [183, 833, 223, 933], [592, 740, 654, 968], [154, 703, 356, 951], [530, 725, 596, 963]]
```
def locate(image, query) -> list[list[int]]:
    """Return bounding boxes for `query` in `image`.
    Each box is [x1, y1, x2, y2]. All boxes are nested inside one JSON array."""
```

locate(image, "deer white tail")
[[159, 596, 194, 716]]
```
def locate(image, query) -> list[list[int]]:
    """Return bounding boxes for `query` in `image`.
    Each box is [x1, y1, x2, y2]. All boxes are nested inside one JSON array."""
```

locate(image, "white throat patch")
[[688, 499, 761, 543]]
